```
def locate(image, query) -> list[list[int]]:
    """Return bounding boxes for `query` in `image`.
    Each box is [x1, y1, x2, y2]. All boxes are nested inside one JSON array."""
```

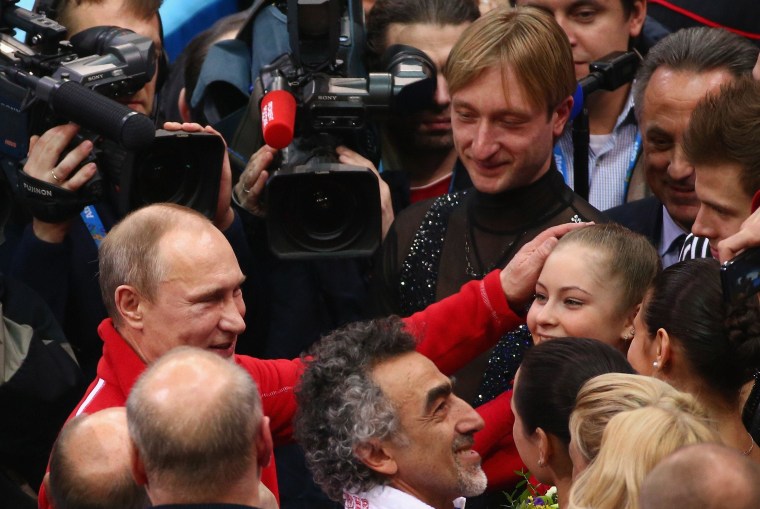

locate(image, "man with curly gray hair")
[[295, 317, 486, 509]]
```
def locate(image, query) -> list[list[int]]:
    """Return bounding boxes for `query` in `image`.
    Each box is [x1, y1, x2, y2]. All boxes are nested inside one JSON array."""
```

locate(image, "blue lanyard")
[[553, 144, 568, 182], [80, 205, 107, 248], [623, 133, 642, 198], [554, 132, 642, 198]]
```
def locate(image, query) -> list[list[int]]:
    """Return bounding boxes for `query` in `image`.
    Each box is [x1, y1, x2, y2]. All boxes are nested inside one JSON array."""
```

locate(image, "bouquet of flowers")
[[503, 470, 559, 508]]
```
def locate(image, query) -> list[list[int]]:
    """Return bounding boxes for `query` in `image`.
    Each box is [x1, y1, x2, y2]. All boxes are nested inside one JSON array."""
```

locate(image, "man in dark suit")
[[607, 196, 662, 247], [605, 27, 758, 266]]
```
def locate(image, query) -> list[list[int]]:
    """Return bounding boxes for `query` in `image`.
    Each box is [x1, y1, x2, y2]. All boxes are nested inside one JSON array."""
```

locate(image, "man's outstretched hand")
[[501, 221, 592, 313]]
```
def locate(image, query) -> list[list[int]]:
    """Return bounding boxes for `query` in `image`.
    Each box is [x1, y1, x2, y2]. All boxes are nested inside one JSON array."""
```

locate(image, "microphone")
[[570, 51, 640, 121], [3, 68, 155, 150], [570, 83, 584, 121], [260, 81, 296, 150]]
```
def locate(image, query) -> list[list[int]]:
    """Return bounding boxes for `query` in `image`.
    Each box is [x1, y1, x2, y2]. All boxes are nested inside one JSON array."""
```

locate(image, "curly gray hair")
[[294, 317, 415, 500]]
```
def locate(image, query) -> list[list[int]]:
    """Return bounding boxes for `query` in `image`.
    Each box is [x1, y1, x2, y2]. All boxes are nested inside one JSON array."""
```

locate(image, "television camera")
[[253, 0, 437, 258], [0, 0, 223, 222]]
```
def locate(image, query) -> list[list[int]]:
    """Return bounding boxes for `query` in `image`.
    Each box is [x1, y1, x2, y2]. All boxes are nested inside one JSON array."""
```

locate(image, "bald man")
[[127, 347, 271, 507], [639, 443, 760, 509], [46, 408, 148, 509]]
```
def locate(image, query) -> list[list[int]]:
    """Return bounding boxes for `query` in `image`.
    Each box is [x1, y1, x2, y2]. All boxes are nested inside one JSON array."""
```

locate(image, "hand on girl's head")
[[525, 224, 660, 352], [527, 242, 631, 350]]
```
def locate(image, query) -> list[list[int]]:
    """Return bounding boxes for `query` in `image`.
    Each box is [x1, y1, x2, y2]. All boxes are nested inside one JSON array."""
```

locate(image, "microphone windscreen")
[[261, 89, 296, 149], [50, 81, 155, 150], [570, 83, 584, 121]]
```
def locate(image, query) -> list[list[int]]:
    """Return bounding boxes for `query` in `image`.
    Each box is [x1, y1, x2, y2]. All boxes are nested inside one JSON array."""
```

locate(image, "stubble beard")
[[386, 106, 455, 155], [453, 435, 487, 497], [412, 130, 455, 152], [456, 458, 487, 497]]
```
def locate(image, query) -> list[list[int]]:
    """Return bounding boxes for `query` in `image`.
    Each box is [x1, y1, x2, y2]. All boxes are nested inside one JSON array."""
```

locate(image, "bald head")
[[640, 443, 760, 509], [127, 347, 269, 504], [48, 408, 148, 509]]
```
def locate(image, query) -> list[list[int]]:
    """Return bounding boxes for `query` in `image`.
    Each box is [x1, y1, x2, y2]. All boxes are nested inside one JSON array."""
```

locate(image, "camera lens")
[[135, 154, 198, 205], [292, 180, 363, 250], [282, 176, 364, 252], [266, 163, 382, 258]]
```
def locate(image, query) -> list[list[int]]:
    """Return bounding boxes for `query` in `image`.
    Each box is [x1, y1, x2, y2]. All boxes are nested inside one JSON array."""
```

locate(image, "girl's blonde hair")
[[557, 223, 661, 315], [569, 373, 710, 466], [568, 379, 719, 509]]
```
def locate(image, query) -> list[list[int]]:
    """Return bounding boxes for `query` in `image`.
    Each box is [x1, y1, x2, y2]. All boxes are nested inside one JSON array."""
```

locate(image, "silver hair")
[[295, 317, 415, 501], [633, 26, 757, 122]]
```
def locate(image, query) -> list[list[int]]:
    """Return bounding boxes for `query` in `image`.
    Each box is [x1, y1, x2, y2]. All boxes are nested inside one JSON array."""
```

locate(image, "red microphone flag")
[[261, 89, 296, 149]]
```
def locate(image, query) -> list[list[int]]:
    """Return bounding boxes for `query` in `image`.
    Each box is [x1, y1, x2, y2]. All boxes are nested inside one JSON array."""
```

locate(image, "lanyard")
[[80, 205, 107, 248], [554, 131, 642, 199]]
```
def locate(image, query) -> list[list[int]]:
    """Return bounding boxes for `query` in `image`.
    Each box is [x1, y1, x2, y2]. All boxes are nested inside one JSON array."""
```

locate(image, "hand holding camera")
[[235, 145, 277, 218], [22, 123, 98, 242], [335, 145, 394, 240], [163, 122, 233, 231]]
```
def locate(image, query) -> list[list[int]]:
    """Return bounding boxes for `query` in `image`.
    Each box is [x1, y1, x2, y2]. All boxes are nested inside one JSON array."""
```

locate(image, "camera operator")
[[510, 0, 648, 210], [363, 0, 478, 212], [47, 0, 164, 117], [8, 0, 247, 379]]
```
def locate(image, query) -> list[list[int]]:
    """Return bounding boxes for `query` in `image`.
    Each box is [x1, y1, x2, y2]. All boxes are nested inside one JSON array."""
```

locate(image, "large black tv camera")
[[0, 0, 223, 221], [254, 0, 437, 258]]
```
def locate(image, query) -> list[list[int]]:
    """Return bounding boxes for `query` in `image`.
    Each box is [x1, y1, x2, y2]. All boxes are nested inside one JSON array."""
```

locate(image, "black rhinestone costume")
[[369, 167, 608, 404]]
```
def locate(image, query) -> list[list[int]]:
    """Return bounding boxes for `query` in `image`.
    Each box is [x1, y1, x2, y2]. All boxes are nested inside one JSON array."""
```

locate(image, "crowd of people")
[[2, 0, 760, 508]]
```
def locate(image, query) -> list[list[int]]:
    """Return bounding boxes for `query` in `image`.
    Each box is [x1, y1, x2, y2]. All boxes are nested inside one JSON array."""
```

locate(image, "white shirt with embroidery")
[[343, 485, 466, 509]]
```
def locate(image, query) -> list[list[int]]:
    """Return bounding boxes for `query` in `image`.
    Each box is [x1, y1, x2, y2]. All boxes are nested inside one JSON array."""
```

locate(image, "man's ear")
[[552, 95, 573, 138], [627, 0, 647, 38], [130, 442, 148, 487], [354, 439, 398, 476], [115, 285, 145, 330], [42, 472, 50, 495], [256, 416, 274, 469]]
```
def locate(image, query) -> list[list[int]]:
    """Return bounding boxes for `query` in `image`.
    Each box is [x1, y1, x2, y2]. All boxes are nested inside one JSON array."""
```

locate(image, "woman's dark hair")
[[643, 258, 760, 402], [513, 337, 635, 444]]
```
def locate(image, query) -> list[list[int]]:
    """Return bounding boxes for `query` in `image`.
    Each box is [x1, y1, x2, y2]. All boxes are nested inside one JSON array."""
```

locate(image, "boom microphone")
[[577, 51, 640, 98], [570, 51, 640, 200], [2, 68, 155, 150], [569, 51, 640, 120], [260, 78, 296, 149]]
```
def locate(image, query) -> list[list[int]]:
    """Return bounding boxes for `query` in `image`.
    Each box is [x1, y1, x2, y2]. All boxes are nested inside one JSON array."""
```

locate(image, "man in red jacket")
[[39, 202, 580, 508]]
